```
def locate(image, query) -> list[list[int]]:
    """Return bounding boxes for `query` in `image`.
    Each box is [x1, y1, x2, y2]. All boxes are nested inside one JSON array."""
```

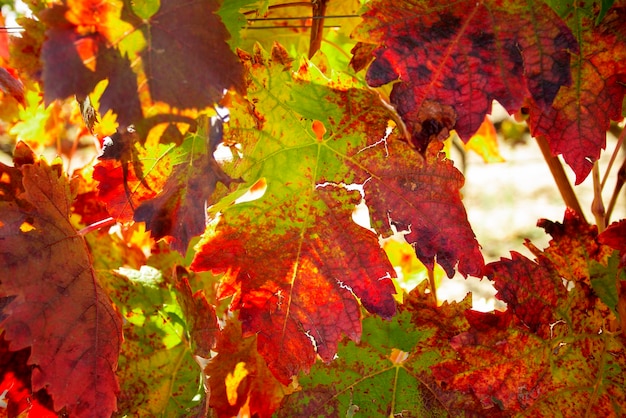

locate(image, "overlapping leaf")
[[0, 142, 122, 418], [206, 320, 290, 418], [528, 5, 626, 183], [351, 139, 484, 278], [99, 265, 205, 416], [92, 119, 237, 252], [352, 0, 577, 152], [190, 44, 483, 384], [279, 284, 484, 416], [599, 219, 626, 267], [432, 211, 626, 415], [38, 0, 244, 125]]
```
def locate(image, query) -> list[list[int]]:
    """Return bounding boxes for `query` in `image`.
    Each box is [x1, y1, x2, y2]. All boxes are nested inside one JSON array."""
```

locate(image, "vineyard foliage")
[[1, 0, 626, 417]]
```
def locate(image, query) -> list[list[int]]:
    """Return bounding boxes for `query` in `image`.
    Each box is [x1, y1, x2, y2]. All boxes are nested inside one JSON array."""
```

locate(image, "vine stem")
[[535, 136, 586, 222], [603, 127, 626, 224]]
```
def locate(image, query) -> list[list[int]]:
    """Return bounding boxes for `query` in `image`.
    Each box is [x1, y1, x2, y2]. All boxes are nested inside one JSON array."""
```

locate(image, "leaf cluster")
[[1, 0, 626, 417]]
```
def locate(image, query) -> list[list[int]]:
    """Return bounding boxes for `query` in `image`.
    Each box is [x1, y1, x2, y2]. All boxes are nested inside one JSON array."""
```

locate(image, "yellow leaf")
[[464, 117, 504, 163]]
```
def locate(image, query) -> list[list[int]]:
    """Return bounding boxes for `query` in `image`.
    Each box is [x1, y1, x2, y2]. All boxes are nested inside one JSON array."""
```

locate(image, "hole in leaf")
[[19, 221, 35, 232], [235, 177, 267, 204]]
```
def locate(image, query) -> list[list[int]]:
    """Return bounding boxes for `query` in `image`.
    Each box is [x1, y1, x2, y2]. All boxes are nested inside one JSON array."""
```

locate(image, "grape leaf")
[[206, 320, 290, 418], [464, 117, 505, 163], [352, 0, 577, 152], [134, 116, 242, 253], [38, 0, 244, 124], [279, 284, 485, 417], [93, 116, 240, 252], [99, 265, 204, 416], [190, 45, 400, 384], [525, 208, 613, 285], [191, 44, 482, 384], [93, 129, 174, 222], [174, 266, 219, 358], [351, 139, 484, 278], [432, 211, 626, 415], [528, 5, 626, 184], [0, 142, 122, 418], [130, 0, 244, 109], [599, 219, 626, 267]]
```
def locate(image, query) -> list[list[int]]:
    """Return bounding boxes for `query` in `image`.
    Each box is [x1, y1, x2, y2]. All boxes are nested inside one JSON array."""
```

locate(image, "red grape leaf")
[[352, 0, 577, 151], [174, 266, 219, 358], [599, 219, 626, 267], [432, 211, 626, 415], [525, 208, 613, 286], [528, 6, 626, 184], [71, 164, 111, 225], [191, 43, 483, 384], [190, 45, 401, 384], [93, 131, 170, 222], [0, 142, 122, 418], [191, 186, 396, 384], [206, 320, 290, 418], [350, 139, 484, 278]]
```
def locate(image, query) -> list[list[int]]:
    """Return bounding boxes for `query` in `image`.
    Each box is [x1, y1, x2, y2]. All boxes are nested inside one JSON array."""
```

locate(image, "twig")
[[591, 163, 606, 231], [605, 158, 626, 224], [427, 267, 438, 307], [601, 126, 625, 191], [535, 136, 586, 222]]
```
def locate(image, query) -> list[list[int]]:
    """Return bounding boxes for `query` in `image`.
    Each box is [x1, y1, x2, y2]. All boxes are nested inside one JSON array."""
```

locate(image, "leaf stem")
[[534, 136, 586, 222], [308, 0, 329, 58]]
